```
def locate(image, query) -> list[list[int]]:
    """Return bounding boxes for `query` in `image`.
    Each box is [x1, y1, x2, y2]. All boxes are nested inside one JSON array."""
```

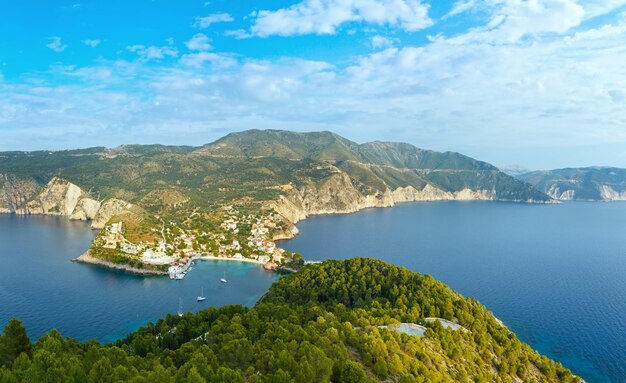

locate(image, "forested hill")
[[519, 167, 626, 201], [0, 259, 580, 382]]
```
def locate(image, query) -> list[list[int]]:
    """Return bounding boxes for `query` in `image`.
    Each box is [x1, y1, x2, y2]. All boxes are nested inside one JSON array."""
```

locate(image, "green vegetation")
[[1, 130, 550, 212], [0, 259, 579, 382]]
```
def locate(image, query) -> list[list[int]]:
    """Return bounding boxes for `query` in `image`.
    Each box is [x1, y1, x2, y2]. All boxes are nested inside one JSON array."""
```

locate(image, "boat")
[[175, 272, 185, 280], [197, 287, 206, 302], [220, 271, 227, 283], [177, 298, 183, 317]]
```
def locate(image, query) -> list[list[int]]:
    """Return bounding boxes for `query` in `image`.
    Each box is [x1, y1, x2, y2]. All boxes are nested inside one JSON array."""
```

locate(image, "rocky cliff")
[[23, 177, 90, 216], [270, 172, 501, 235], [0, 176, 130, 229], [519, 167, 626, 201], [0, 174, 42, 213], [90, 199, 132, 229]]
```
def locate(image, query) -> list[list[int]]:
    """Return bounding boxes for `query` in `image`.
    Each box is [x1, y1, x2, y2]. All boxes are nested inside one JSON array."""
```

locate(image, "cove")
[[0, 215, 279, 343]]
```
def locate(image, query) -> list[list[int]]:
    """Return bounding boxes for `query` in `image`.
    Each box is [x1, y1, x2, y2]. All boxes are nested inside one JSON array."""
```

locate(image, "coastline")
[[12, 195, 557, 275], [73, 251, 271, 277], [73, 251, 167, 276], [271, 196, 557, 242]]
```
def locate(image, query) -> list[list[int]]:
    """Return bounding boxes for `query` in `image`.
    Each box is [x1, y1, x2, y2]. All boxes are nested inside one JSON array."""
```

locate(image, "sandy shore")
[[195, 255, 265, 265], [73, 251, 167, 276]]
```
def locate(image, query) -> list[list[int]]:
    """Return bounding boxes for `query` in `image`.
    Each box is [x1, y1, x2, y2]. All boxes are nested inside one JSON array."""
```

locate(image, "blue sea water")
[[280, 201, 626, 383], [1, 202, 625, 382], [0, 215, 279, 343]]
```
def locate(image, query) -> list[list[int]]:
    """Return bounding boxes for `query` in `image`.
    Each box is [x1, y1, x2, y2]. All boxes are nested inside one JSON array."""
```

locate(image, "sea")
[[1, 201, 625, 382], [279, 201, 626, 383]]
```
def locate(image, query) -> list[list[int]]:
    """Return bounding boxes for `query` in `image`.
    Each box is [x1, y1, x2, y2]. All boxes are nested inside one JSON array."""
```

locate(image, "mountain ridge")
[[518, 167, 626, 201]]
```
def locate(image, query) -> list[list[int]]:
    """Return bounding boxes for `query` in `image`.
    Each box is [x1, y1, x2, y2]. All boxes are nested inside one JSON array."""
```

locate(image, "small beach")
[[195, 255, 265, 265]]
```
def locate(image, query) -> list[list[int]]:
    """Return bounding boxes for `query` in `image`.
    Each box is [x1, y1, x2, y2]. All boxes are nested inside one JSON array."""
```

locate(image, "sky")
[[1, 0, 626, 169]]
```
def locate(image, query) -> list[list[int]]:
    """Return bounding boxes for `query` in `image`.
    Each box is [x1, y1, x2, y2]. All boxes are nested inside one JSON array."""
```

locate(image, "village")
[[100, 206, 290, 280]]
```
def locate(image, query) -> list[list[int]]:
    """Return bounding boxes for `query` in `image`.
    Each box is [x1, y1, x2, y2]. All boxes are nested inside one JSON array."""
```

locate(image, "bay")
[[0, 215, 279, 343]]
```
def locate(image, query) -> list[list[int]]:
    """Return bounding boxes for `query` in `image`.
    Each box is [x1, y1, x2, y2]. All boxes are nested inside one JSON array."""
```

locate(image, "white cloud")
[[186, 33, 212, 51], [46, 37, 67, 52], [249, 0, 433, 37], [4, 5, 626, 167], [444, 0, 479, 18], [179, 52, 237, 69], [194, 13, 234, 28], [126, 45, 179, 60], [582, 0, 626, 19], [83, 39, 101, 48], [441, 0, 585, 44], [370, 35, 395, 49], [224, 29, 252, 39]]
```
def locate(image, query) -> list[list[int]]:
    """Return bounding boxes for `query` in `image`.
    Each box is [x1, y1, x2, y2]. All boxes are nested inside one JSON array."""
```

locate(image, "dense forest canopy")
[[0, 258, 579, 383]]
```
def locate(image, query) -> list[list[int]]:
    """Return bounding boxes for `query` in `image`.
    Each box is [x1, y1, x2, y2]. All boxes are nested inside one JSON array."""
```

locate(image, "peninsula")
[[0, 130, 552, 275], [0, 258, 583, 382]]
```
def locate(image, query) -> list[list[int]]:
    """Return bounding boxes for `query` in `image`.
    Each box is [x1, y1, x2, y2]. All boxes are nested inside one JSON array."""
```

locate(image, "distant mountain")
[[499, 165, 533, 177], [0, 130, 551, 220], [519, 167, 626, 201]]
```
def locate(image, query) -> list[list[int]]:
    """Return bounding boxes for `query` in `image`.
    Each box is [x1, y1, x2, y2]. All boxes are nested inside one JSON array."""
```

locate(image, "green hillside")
[[0, 130, 549, 207], [0, 258, 580, 383]]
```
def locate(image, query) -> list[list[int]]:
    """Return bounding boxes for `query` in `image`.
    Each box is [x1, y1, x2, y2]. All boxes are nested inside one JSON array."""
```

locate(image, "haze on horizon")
[[1, 0, 625, 170]]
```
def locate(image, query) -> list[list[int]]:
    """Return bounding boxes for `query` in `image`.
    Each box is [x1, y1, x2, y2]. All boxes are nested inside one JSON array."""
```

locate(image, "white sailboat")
[[220, 271, 227, 283], [197, 287, 206, 302], [178, 298, 183, 317]]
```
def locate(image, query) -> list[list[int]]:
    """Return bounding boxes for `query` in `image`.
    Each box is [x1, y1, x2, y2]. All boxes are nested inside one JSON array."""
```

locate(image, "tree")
[[0, 319, 31, 367], [88, 358, 115, 383], [331, 361, 368, 383]]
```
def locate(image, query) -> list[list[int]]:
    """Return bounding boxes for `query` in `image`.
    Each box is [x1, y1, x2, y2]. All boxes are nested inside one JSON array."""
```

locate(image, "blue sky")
[[1, 0, 626, 169]]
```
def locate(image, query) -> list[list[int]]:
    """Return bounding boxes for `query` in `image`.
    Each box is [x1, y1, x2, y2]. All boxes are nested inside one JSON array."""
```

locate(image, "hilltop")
[[0, 258, 581, 383], [519, 167, 626, 201], [0, 130, 550, 273]]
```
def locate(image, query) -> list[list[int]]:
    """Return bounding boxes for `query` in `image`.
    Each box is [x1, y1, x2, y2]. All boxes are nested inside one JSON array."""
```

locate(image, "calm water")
[[0, 215, 279, 343], [280, 201, 626, 383]]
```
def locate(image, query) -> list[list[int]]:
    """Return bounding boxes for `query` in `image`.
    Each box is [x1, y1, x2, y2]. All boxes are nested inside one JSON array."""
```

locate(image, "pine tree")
[[0, 319, 31, 367]]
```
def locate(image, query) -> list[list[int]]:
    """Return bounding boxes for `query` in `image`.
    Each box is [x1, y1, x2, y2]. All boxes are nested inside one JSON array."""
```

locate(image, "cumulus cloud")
[[83, 39, 101, 48], [186, 33, 212, 51], [249, 0, 433, 37], [126, 45, 179, 60], [3, 2, 626, 167], [194, 13, 234, 28], [46, 37, 67, 52]]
